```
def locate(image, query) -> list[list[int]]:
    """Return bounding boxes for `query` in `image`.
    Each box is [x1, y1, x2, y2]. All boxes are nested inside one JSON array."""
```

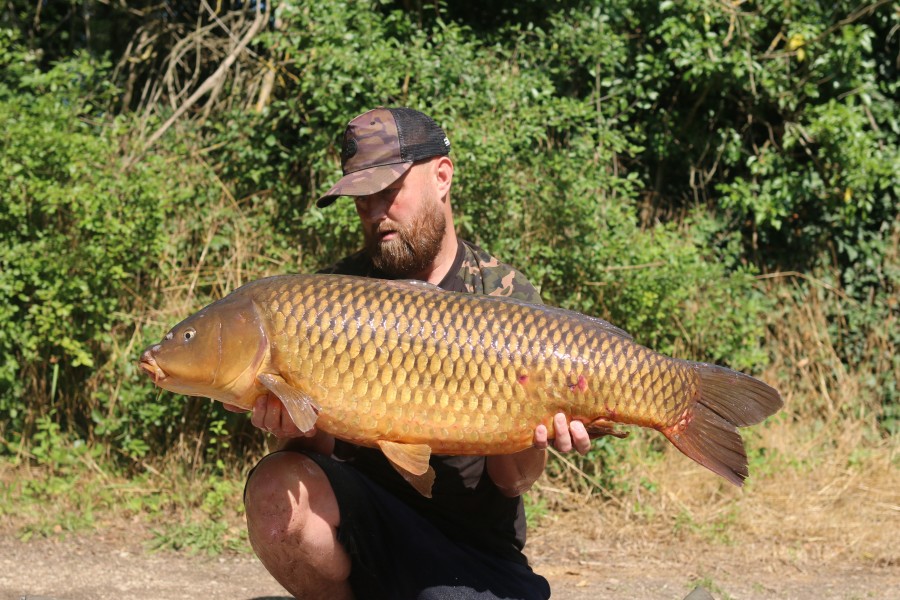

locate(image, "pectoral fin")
[[257, 374, 321, 433], [377, 440, 436, 498]]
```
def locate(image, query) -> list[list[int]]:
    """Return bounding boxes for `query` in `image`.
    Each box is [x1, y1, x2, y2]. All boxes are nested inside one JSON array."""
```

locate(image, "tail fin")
[[662, 364, 783, 486]]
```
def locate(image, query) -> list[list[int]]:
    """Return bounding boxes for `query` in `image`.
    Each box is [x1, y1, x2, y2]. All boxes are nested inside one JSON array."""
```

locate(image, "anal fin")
[[257, 374, 321, 433], [584, 418, 630, 439]]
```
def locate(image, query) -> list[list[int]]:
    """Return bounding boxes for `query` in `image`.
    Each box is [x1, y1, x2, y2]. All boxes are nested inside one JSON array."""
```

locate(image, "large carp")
[[139, 274, 782, 496]]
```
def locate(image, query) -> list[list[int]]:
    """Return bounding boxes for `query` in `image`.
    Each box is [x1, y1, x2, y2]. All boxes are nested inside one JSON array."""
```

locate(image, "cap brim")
[[316, 162, 413, 208]]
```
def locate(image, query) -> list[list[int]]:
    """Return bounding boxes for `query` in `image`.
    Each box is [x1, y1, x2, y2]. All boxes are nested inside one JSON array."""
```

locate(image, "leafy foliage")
[[208, 1, 774, 367], [0, 0, 896, 471], [0, 30, 243, 456]]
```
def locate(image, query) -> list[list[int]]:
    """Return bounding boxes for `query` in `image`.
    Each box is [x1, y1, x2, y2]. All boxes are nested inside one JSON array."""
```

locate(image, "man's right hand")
[[256, 394, 312, 439], [223, 394, 335, 453], [223, 394, 308, 438]]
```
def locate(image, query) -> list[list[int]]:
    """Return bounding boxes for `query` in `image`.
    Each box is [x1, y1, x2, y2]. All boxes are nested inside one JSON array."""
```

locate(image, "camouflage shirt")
[[318, 239, 542, 565], [319, 238, 541, 303]]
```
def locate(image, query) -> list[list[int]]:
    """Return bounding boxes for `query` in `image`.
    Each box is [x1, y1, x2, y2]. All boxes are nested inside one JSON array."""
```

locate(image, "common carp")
[[139, 274, 782, 496]]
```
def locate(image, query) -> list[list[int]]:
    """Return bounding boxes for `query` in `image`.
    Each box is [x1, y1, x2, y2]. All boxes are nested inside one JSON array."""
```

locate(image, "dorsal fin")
[[384, 279, 443, 292]]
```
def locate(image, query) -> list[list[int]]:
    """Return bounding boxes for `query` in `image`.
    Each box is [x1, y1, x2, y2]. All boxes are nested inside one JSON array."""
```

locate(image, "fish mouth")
[[139, 352, 167, 384]]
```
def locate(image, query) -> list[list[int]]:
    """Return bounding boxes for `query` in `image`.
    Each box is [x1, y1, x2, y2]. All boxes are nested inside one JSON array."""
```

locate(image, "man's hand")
[[487, 412, 592, 497], [223, 394, 334, 454], [532, 412, 592, 455], [223, 394, 310, 438]]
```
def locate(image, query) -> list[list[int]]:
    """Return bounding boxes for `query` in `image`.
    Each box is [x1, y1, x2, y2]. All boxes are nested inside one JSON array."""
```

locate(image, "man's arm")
[[486, 413, 592, 498]]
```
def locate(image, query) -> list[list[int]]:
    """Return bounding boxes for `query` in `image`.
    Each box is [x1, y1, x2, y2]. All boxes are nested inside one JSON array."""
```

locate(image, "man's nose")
[[359, 193, 391, 221]]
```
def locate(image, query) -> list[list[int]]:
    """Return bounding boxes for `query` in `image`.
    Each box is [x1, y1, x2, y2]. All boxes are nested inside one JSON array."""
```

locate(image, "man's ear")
[[434, 156, 453, 199]]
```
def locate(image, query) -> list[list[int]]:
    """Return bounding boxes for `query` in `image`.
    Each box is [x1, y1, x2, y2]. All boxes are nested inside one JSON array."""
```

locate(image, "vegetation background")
[[0, 0, 897, 592]]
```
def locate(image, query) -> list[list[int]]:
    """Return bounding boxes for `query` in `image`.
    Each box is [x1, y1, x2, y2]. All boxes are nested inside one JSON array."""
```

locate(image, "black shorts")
[[251, 450, 551, 600]]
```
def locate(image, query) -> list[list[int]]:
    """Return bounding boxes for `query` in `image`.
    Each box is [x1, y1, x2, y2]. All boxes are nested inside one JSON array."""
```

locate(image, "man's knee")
[[244, 452, 352, 595], [244, 452, 337, 539], [246, 451, 307, 498]]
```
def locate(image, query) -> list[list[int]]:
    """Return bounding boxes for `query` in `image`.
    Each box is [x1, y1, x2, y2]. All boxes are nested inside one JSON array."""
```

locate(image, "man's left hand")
[[532, 413, 592, 455]]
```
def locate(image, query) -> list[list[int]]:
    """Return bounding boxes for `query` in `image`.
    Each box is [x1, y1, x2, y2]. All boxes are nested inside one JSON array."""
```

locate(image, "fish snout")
[[139, 347, 166, 384]]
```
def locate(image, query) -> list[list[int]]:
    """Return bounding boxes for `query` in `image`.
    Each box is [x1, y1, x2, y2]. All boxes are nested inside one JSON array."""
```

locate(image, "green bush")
[[1, 0, 896, 465], [0, 31, 227, 456], [203, 1, 771, 369]]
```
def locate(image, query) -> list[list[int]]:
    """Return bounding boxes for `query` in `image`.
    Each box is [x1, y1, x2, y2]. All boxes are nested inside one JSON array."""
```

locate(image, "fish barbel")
[[139, 274, 782, 496]]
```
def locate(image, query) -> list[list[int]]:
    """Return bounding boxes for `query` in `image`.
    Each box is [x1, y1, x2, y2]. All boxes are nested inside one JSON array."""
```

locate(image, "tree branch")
[[140, 2, 268, 154]]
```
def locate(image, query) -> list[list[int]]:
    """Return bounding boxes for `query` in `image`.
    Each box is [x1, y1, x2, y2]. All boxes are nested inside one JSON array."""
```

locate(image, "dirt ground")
[[3, 520, 898, 600]]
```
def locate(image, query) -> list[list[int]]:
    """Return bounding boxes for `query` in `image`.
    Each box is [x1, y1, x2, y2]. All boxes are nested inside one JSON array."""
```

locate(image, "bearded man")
[[234, 108, 593, 600]]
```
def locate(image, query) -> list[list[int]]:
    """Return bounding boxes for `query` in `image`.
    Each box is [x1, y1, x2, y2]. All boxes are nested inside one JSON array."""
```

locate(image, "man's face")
[[354, 161, 446, 278]]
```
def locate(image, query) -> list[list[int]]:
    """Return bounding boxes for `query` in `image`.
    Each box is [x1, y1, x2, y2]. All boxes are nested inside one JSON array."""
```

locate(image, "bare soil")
[[3, 514, 897, 600]]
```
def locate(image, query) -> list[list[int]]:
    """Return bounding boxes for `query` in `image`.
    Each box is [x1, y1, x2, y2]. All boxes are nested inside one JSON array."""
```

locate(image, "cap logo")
[[342, 136, 358, 162]]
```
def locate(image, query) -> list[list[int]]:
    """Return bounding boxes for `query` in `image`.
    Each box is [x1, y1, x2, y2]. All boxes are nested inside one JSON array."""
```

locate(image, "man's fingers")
[[547, 413, 593, 454], [250, 396, 267, 430], [263, 396, 282, 432], [553, 413, 572, 452], [569, 420, 591, 455], [281, 406, 295, 432], [533, 423, 549, 449], [242, 393, 307, 438]]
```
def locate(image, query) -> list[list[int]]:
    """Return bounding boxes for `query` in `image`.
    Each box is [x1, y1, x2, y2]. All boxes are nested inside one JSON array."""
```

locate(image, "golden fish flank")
[[139, 274, 783, 497]]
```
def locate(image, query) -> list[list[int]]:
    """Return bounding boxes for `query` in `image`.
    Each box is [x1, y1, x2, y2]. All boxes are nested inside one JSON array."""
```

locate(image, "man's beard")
[[364, 198, 446, 278]]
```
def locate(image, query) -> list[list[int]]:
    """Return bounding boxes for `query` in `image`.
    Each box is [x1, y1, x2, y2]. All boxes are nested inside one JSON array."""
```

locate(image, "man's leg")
[[244, 452, 353, 600]]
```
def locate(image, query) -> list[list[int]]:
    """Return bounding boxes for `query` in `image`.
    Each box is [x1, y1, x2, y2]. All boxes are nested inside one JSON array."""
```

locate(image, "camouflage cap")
[[317, 107, 451, 208]]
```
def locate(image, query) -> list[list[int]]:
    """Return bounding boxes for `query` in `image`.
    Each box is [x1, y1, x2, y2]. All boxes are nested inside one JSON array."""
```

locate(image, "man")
[[233, 107, 593, 599]]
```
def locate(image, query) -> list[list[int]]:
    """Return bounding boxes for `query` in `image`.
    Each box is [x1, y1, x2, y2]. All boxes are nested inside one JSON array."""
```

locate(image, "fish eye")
[[183, 328, 196, 341]]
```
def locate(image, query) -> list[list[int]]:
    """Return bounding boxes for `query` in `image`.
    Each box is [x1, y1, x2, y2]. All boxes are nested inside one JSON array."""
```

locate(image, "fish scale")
[[140, 273, 783, 494], [255, 276, 696, 451]]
